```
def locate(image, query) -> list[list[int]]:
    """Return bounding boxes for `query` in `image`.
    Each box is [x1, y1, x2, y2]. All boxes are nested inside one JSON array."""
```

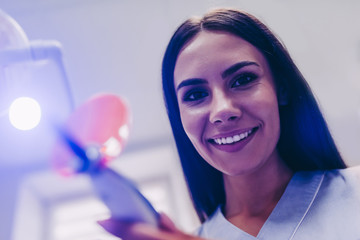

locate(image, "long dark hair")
[[162, 8, 346, 223]]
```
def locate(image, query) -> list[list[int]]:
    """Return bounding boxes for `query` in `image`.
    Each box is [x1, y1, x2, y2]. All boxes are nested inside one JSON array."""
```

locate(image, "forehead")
[[174, 31, 269, 82]]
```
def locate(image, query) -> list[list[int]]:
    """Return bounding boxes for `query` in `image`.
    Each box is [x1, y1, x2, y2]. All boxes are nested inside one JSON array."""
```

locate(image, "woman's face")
[[174, 31, 282, 176]]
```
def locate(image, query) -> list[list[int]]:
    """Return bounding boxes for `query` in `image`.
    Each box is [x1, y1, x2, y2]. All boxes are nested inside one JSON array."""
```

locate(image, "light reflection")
[[118, 125, 129, 140], [102, 137, 122, 157], [8, 97, 41, 130]]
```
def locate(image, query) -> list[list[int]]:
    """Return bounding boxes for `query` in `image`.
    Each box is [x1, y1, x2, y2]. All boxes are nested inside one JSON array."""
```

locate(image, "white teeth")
[[213, 129, 253, 145]]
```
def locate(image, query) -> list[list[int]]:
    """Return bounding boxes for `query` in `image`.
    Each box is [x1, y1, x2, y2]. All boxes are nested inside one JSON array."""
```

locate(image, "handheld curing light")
[[51, 94, 160, 227]]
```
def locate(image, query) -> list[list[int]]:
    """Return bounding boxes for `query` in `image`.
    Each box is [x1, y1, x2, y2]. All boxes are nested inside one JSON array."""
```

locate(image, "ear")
[[278, 85, 288, 106]]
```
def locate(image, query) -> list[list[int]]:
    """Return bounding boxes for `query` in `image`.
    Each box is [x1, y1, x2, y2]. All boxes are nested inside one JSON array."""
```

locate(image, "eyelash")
[[231, 72, 258, 88]]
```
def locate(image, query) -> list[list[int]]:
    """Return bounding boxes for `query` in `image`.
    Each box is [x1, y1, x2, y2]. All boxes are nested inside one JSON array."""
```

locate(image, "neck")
[[223, 151, 293, 228]]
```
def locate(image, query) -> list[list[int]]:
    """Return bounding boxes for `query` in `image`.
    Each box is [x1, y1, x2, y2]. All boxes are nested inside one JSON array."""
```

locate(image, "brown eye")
[[183, 89, 208, 102], [231, 73, 257, 88]]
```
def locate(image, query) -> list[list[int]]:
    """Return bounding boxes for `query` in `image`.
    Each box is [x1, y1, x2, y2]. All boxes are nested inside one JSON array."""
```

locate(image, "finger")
[[98, 218, 198, 240], [158, 212, 178, 232], [129, 223, 203, 240], [97, 219, 131, 237], [97, 218, 171, 240]]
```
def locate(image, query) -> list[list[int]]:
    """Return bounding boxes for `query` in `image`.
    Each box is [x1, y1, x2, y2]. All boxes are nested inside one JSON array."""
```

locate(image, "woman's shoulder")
[[194, 207, 233, 239], [325, 165, 360, 182], [194, 208, 220, 236], [306, 165, 360, 197], [339, 165, 360, 176], [296, 165, 360, 182], [292, 166, 360, 238]]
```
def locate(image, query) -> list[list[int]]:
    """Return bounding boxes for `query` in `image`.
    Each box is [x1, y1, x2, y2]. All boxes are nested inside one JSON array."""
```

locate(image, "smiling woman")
[[101, 8, 360, 240]]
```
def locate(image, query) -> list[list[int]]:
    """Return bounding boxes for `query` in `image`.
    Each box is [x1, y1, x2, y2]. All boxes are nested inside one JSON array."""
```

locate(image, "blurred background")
[[0, 0, 359, 239]]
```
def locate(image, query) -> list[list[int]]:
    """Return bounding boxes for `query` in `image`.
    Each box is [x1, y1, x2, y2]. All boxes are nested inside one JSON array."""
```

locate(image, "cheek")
[[179, 106, 207, 143], [265, 92, 281, 127], [259, 92, 281, 138], [180, 108, 212, 164], [248, 87, 280, 129]]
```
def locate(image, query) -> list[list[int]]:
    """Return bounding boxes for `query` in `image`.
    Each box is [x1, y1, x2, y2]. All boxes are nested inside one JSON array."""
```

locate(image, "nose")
[[209, 90, 242, 124]]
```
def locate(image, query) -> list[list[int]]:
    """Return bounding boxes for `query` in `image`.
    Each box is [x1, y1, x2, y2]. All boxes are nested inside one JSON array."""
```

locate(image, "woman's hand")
[[98, 213, 206, 240]]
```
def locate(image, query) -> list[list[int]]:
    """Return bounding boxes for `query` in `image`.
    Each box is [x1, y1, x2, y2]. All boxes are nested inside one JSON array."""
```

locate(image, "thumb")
[[97, 218, 127, 237], [158, 212, 178, 232]]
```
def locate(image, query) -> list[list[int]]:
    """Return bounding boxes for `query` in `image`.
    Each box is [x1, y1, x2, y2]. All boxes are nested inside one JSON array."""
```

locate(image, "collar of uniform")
[[199, 170, 325, 240], [257, 170, 325, 240]]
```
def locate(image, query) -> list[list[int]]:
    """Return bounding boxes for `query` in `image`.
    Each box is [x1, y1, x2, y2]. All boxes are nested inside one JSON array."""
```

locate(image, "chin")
[[216, 158, 267, 177]]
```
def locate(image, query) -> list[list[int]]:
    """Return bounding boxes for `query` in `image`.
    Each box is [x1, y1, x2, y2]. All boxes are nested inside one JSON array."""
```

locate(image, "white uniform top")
[[197, 166, 360, 240]]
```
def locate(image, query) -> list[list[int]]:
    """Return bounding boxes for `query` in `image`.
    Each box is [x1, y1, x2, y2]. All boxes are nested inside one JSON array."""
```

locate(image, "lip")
[[208, 126, 259, 152]]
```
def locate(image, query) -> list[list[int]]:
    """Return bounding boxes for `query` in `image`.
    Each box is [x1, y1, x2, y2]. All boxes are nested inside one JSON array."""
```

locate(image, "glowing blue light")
[[9, 97, 42, 130]]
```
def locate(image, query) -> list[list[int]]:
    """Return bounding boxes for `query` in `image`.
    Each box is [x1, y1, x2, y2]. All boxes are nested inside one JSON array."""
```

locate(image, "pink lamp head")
[[52, 93, 131, 176]]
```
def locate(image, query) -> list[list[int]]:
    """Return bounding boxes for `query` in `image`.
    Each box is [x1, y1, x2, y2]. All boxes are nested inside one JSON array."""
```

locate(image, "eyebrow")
[[176, 78, 207, 91], [221, 61, 260, 79], [176, 61, 260, 91]]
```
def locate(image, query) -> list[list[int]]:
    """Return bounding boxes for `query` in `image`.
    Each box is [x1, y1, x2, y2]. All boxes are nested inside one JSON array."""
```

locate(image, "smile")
[[211, 127, 258, 145]]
